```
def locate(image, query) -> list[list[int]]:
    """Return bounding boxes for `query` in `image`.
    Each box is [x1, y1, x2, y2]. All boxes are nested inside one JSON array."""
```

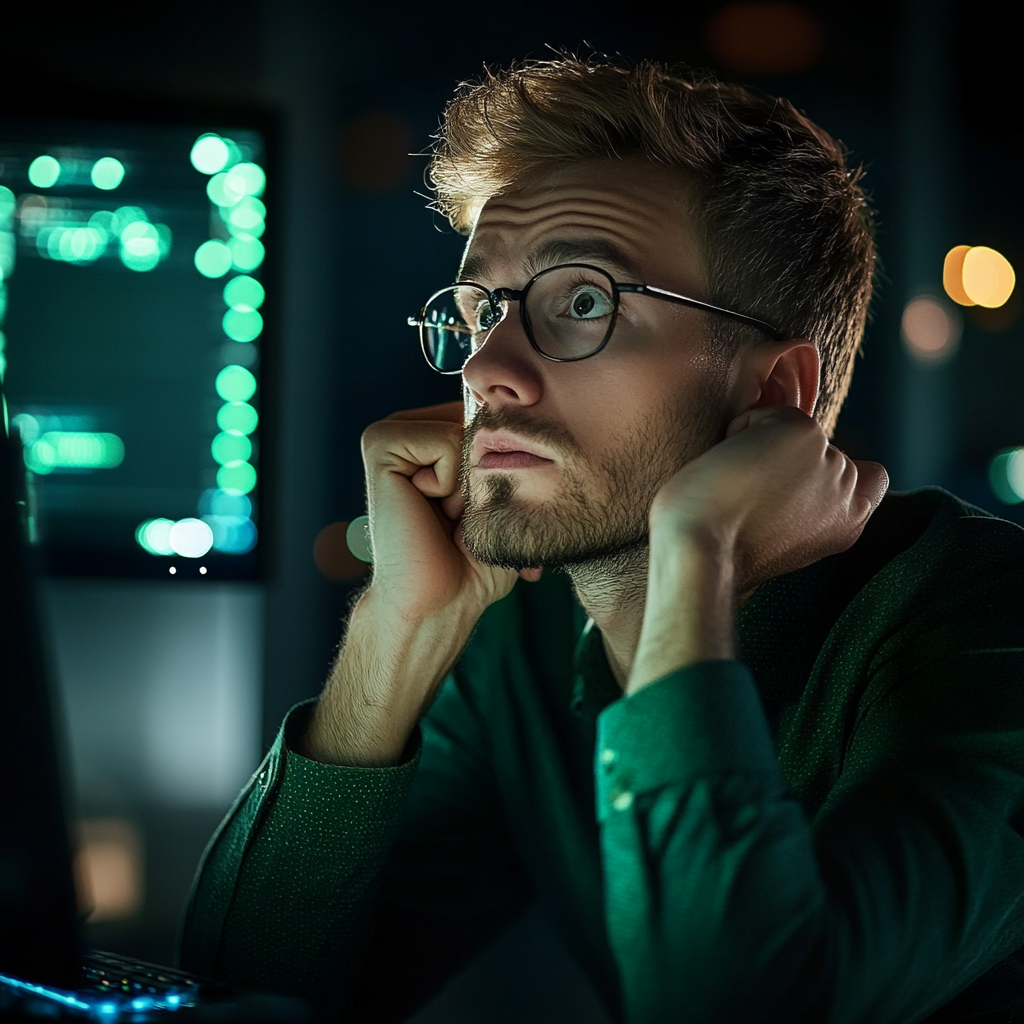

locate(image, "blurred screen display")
[[0, 114, 269, 579]]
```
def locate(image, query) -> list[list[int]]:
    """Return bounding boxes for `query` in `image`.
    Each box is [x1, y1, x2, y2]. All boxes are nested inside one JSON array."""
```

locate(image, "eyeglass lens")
[[420, 265, 617, 373]]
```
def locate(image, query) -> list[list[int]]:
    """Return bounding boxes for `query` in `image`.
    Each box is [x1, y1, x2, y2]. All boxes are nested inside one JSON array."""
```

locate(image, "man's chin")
[[461, 517, 649, 573], [459, 475, 649, 571]]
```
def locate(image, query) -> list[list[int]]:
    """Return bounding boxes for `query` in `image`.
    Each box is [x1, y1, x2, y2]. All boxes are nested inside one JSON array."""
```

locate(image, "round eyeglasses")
[[408, 263, 784, 374]]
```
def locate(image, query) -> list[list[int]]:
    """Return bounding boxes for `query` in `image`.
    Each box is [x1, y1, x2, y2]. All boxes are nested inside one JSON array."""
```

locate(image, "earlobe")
[[750, 341, 819, 417]]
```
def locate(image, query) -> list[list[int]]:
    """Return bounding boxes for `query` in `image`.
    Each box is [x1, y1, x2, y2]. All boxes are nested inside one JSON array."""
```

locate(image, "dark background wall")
[[6, 1, 1023, 1019]]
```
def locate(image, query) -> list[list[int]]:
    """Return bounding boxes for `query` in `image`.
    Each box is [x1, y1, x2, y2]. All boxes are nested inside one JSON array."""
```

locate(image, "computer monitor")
[[0, 103, 274, 579], [0, 425, 82, 988]]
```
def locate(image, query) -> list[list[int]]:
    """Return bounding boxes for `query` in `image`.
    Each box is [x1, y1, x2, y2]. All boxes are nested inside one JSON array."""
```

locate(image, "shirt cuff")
[[281, 699, 423, 770], [594, 661, 778, 820]]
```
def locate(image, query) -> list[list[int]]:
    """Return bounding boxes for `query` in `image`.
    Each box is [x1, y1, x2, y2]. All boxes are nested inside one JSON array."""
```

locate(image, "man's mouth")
[[472, 430, 556, 470]]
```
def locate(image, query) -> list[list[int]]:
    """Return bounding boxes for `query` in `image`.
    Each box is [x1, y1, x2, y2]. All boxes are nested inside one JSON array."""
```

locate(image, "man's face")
[[458, 158, 737, 571]]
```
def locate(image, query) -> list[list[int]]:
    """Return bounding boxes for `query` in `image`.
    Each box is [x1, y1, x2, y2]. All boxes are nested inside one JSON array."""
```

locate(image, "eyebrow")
[[459, 237, 643, 286]]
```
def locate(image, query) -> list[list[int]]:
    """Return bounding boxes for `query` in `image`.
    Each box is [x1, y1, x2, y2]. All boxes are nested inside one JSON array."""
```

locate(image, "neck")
[[564, 544, 649, 690]]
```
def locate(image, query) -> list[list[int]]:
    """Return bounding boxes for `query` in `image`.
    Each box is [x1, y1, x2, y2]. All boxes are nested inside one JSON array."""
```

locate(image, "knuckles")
[[360, 417, 463, 461]]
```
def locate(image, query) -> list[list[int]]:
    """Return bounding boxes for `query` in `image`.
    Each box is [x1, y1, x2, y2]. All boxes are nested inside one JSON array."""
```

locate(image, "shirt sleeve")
[[596, 649, 1024, 1023], [178, 699, 422, 993], [179, 673, 534, 1021]]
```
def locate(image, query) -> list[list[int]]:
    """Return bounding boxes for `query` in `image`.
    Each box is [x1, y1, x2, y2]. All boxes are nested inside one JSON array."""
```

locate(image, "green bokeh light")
[[222, 308, 263, 342], [88, 210, 115, 234], [227, 217, 264, 240], [25, 431, 125, 474], [225, 162, 265, 198], [112, 206, 147, 235], [0, 185, 15, 219], [211, 431, 252, 465], [91, 157, 125, 190], [11, 413, 38, 444], [223, 276, 264, 311], [28, 155, 61, 188], [207, 171, 245, 208], [194, 239, 232, 278], [989, 449, 1024, 505], [42, 226, 108, 263], [217, 401, 259, 436], [229, 235, 264, 272], [217, 460, 257, 495], [137, 518, 175, 556], [120, 221, 162, 271], [227, 197, 265, 233], [216, 364, 257, 402], [191, 134, 230, 175]]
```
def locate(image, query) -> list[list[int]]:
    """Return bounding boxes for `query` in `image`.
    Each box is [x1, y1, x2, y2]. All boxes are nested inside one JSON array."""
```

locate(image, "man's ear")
[[740, 340, 820, 417]]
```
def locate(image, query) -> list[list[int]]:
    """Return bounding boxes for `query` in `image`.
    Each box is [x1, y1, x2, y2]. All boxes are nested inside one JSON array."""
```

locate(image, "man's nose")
[[462, 307, 543, 408]]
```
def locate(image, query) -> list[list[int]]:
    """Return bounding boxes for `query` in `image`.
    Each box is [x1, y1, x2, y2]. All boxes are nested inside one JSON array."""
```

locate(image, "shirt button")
[[610, 789, 634, 812], [599, 748, 617, 768]]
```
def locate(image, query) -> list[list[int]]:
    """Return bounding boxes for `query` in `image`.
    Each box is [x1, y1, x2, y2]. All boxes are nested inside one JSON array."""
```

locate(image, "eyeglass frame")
[[408, 262, 786, 375]]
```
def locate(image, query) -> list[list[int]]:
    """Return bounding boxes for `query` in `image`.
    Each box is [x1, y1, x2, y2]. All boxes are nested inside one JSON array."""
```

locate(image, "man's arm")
[[301, 402, 523, 768], [181, 663, 534, 1020], [598, 584, 1024, 1022], [180, 402, 533, 1013], [598, 408, 1024, 1022]]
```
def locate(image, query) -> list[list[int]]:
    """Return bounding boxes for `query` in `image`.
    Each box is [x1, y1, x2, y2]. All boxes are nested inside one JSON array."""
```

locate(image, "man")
[[181, 59, 1024, 1022]]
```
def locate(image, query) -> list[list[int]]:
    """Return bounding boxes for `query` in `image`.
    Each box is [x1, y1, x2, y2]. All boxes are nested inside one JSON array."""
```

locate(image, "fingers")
[[725, 404, 814, 438], [363, 418, 463, 493]]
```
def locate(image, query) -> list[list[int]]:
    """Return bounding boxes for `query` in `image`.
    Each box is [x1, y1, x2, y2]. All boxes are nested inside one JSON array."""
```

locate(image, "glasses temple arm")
[[619, 284, 785, 342]]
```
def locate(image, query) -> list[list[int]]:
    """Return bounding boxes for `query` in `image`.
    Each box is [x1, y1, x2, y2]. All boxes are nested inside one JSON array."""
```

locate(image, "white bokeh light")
[[168, 518, 214, 558]]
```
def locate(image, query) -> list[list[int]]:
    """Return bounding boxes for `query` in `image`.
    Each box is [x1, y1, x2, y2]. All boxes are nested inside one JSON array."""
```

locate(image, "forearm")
[[628, 527, 735, 696], [300, 587, 480, 767]]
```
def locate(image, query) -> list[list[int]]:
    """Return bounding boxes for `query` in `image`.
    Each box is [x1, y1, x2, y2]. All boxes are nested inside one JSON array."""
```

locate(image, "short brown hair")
[[429, 57, 876, 436]]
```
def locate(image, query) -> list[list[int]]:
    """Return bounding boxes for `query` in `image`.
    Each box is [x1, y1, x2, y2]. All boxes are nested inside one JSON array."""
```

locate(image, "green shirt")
[[180, 489, 1024, 1023]]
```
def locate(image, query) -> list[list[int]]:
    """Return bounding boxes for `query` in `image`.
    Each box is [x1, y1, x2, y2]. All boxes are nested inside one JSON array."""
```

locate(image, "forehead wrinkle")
[[466, 212, 664, 284], [480, 196, 672, 234], [463, 177, 695, 286]]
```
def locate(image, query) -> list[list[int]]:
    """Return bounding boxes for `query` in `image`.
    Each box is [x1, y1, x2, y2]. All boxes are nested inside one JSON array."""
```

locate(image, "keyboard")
[[1, 949, 221, 1019], [1, 950, 310, 1021]]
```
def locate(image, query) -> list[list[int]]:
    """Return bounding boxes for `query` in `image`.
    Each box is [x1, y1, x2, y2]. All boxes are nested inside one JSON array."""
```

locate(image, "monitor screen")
[[0, 109, 272, 579]]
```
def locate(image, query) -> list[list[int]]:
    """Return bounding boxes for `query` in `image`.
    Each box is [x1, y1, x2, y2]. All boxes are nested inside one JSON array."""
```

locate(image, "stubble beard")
[[458, 385, 726, 577]]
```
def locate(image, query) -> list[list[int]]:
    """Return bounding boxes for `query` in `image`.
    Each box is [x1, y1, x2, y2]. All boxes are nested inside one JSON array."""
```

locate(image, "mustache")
[[462, 406, 582, 464]]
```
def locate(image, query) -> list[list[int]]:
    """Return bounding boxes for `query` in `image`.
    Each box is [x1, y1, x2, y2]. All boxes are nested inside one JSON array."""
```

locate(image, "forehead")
[[461, 158, 702, 286]]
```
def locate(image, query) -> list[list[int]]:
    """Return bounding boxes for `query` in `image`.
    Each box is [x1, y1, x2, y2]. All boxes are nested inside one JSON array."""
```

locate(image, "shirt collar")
[[569, 558, 830, 718], [570, 618, 622, 718]]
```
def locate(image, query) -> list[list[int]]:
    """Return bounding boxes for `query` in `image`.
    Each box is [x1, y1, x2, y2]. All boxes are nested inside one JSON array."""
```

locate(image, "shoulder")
[[864, 488, 1024, 598], [825, 488, 1024, 677]]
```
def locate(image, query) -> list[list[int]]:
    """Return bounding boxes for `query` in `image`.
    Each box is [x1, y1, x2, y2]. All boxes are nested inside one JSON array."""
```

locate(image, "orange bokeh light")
[[944, 244, 1015, 309], [943, 245, 974, 306]]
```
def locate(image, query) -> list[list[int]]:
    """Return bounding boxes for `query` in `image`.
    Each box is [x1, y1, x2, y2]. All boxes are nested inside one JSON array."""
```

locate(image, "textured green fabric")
[[180, 489, 1024, 1022]]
